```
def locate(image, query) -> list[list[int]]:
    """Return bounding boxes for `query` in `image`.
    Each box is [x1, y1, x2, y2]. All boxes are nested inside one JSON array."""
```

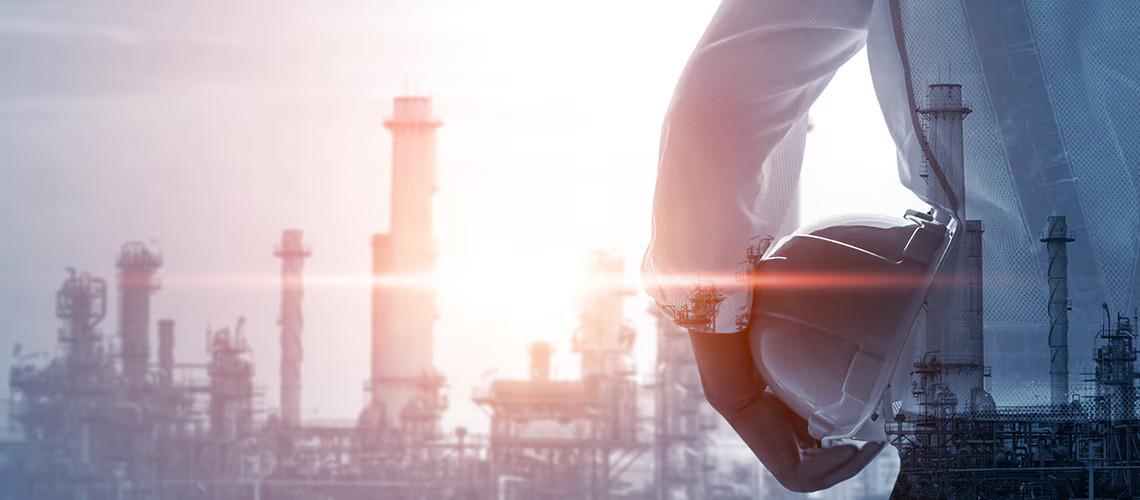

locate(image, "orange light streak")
[[158, 270, 1018, 293]]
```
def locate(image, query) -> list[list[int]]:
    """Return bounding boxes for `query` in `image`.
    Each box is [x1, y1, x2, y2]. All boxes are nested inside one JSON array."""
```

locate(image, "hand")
[[736, 390, 885, 492], [688, 331, 885, 492], [793, 442, 886, 491]]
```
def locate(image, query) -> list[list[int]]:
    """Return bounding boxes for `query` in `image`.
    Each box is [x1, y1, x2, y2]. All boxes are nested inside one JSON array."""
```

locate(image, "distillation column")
[[530, 341, 552, 381], [575, 252, 637, 498], [575, 252, 637, 441], [1041, 215, 1074, 406], [116, 242, 162, 389], [157, 319, 175, 388], [275, 229, 311, 427], [919, 83, 989, 411], [652, 305, 710, 500], [920, 83, 969, 218], [57, 270, 108, 374], [369, 96, 442, 426], [52, 270, 107, 498], [208, 319, 254, 440], [962, 221, 993, 410]]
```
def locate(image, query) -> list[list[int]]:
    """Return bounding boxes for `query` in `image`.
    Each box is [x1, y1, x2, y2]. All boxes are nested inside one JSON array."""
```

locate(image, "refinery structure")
[[6, 86, 1140, 500], [637, 82, 1140, 498], [884, 84, 1140, 499], [0, 96, 764, 500]]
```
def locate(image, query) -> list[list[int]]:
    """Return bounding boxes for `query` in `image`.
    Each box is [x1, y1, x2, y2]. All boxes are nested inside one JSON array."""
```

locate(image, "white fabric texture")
[[643, 0, 879, 333]]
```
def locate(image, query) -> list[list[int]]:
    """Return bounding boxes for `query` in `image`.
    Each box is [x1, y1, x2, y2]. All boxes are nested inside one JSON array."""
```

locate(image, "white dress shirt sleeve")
[[643, 0, 873, 333]]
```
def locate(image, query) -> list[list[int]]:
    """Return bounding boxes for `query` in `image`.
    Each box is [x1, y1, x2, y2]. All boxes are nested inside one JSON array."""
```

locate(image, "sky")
[[0, 0, 921, 431]]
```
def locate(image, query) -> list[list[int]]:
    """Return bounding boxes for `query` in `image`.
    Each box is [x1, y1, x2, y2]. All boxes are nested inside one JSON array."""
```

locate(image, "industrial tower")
[[117, 241, 162, 389], [208, 318, 254, 442], [275, 229, 310, 427], [368, 96, 444, 429], [1041, 215, 1075, 406], [157, 318, 175, 387], [918, 83, 991, 411], [57, 269, 108, 378], [575, 252, 638, 443], [652, 306, 712, 500]]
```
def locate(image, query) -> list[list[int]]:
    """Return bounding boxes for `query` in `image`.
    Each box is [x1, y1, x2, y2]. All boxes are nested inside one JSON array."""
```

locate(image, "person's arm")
[[643, 0, 884, 491], [643, 0, 874, 333]]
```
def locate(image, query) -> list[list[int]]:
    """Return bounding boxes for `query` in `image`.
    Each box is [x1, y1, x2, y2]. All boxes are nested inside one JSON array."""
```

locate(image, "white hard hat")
[[750, 209, 955, 442]]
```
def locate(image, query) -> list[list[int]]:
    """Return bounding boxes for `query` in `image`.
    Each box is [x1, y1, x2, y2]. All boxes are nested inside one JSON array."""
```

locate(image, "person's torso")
[[871, 1, 1140, 390]]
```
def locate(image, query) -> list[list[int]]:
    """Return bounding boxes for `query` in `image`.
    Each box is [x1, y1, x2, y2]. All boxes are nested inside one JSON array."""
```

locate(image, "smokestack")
[[920, 83, 970, 218], [530, 342, 552, 381], [919, 84, 981, 410], [275, 229, 310, 428], [1041, 216, 1074, 406], [158, 319, 175, 387], [368, 96, 443, 424], [963, 220, 993, 410], [964, 221, 983, 347], [116, 242, 162, 389]]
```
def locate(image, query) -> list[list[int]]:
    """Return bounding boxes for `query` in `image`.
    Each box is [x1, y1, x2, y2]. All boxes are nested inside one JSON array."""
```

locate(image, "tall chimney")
[[117, 242, 162, 389], [275, 229, 310, 427], [368, 96, 442, 424], [530, 342, 552, 381], [919, 84, 983, 410], [1041, 216, 1074, 406], [158, 319, 175, 387], [920, 83, 970, 218], [963, 220, 991, 410]]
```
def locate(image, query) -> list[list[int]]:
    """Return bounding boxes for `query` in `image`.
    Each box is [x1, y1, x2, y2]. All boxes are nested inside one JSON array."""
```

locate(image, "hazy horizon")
[[0, 0, 919, 432]]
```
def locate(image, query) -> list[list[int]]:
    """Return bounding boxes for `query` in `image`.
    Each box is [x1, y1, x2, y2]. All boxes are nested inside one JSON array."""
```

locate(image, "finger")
[[780, 445, 861, 492], [777, 397, 820, 450], [790, 418, 819, 450], [817, 441, 886, 488]]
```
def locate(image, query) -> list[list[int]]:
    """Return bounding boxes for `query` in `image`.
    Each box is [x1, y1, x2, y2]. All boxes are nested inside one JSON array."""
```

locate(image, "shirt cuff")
[[643, 237, 772, 334]]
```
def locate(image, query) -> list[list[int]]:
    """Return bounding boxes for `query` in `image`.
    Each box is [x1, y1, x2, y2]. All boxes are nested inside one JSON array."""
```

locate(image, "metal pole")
[[1089, 464, 1094, 500]]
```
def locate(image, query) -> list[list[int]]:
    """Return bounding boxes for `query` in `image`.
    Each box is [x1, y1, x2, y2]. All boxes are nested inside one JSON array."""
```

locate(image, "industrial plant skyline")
[[8, 1, 1140, 498], [6, 84, 1133, 497], [0, 91, 786, 498], [0, 1, 925, 434]]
